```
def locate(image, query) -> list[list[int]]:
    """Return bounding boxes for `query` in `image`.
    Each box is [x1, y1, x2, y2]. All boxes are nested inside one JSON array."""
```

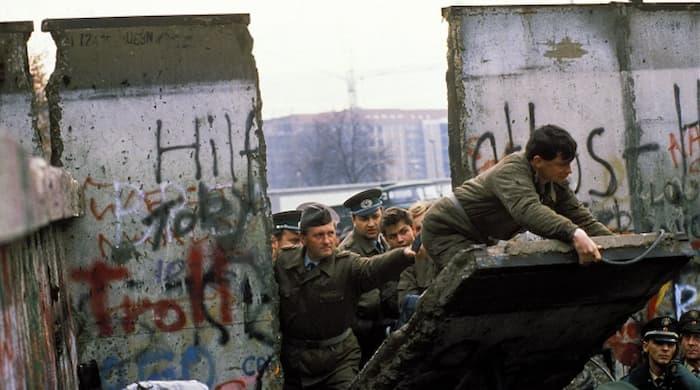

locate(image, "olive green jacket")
[[423, 151, 612, 267], [274, 246, 413, 340], [453, 151, 612, 243], [338, 228, 388, 256]]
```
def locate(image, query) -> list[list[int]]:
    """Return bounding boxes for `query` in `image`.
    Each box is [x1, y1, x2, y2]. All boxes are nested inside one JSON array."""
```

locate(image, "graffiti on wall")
[[463, 80, 700, 370], [68, 108, 279, 388]]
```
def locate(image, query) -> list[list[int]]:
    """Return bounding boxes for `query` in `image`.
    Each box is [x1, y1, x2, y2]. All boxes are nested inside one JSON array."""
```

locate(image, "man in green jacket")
[[338, 188, 396, 367], [422, 124, 613, 270], [275, 203, 416, 389]]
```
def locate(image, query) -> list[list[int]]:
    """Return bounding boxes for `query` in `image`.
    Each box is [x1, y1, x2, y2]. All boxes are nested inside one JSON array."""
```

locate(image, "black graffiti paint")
[[155, 119, 202, 184], [471, 132, 497, 175], [503, 103, 523, 155], [587, 128, 618, 198], [142, 197, 184, 250], [528, 102, 536, 135]]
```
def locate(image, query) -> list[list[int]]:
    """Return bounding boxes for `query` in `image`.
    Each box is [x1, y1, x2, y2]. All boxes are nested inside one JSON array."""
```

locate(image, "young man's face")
[[301, 223, 337, 260], [383, 221, 415, 249], [531, 153, 573, 184], [643, 339, 677, 369], [352, 209, 382, 240], [682, 334, 700, 362]]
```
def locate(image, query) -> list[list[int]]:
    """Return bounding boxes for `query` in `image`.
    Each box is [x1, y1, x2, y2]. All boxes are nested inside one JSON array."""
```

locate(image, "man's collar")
[[353, 228, 381, 252]]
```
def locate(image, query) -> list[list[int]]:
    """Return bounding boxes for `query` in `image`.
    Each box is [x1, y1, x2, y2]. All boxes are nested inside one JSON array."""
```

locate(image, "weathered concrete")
[[43, 14, 280, 389], [0, 22, 43, 157], [444, 2, 700, 372], [352, 234, 694, 389], [0, 226, 80, 390], [0, 137, 80, 389], [0, 134, 81, 244]]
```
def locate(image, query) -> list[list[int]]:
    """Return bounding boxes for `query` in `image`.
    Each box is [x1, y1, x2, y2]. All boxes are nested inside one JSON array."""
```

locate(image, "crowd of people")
[[267, 125, 690, 389]]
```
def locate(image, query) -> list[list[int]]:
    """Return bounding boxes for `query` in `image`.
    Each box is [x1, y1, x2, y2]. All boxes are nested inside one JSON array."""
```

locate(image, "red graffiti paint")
[[188, 244, 205, 325], [668, 133, 682, 169], [71, 260, 129, 336], [604, 318, 641, 367], [213, 246, 233, 324], [215, 377, 256, 390], [119, 297, 187, 333], [692, 240, 700, 250]]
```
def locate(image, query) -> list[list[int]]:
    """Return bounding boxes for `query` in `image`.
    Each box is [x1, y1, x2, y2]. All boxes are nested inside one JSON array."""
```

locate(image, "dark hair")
[[525, 124, 577, 162], [381, 207, 413, 235]]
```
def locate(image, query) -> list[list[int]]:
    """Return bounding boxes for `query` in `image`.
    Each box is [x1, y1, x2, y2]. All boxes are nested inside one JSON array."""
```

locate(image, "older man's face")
[[682, 334, 700, 361]]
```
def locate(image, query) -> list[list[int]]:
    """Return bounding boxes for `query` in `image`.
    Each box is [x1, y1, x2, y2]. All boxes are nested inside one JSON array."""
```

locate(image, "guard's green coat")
[[275, 246, 412, 388], [422, 151, 613, 268], [337, 228, 398, 365]]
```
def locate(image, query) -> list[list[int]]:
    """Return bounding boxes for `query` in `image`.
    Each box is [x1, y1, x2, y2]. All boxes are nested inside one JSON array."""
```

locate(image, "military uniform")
[[422, 151, 613, 269], [338, 188, 400, 367], [624, 316, 700, 389], [679, 310, 700, 377], [275, 246, 413, 389]]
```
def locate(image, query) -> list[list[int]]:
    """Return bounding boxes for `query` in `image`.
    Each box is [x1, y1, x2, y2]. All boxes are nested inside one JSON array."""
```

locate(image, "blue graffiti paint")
[[137, 349, 177, 381], [181, 345, 216, 386], [242, 355, 270, 377]]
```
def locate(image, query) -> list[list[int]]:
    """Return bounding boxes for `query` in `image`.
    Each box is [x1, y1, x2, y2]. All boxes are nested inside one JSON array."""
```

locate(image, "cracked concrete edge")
[[351, 249, 479, 390], [493, 232, 673, 257], [0, 135, 82, 244]]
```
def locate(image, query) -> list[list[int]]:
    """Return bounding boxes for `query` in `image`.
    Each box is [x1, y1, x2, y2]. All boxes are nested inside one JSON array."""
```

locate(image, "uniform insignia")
[[360, 199, 373, 209], [662, 317, 672, 329]]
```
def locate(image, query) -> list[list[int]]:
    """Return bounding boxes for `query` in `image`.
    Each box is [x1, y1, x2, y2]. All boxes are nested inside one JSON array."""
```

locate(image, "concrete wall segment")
[[0, 135, 81, 244], [445, 2, 700, 377], [45, 14, 280, 389], [0, 225, 80, 389]]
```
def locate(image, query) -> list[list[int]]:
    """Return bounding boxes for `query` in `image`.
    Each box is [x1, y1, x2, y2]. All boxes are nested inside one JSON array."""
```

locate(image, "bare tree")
[[296, 109, 392, 186], [29, 51, 51, 159]]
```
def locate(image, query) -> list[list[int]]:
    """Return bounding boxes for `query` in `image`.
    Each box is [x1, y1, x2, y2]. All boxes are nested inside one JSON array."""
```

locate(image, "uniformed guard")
[[275, 203, 417, 389], [271, 210, 302, 261], [338, 188, 396, 366], [679, 310, 700, 376], [624, 316, 700, 389], [421, 124, 613, 271]]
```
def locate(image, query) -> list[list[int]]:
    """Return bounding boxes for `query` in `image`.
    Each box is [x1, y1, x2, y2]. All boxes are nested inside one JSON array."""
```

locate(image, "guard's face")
[[643, 339, 677, 367], [384, 221, 415, 249], [682, 334, 700, 360], [278, 230, 301, 250], [352, 209, 382, 240], [302, 223, 337, 260], [532, 153, 573, 184]]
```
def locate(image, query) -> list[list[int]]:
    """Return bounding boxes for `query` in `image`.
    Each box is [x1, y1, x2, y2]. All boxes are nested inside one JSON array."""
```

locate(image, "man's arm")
[[350, 247, 415, 294], [554, 183, 613, 237], [488, 160, 580, 242]]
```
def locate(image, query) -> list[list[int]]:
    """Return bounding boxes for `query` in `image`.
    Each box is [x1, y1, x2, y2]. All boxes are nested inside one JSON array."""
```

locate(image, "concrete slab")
[[352, 234, 694, 390]]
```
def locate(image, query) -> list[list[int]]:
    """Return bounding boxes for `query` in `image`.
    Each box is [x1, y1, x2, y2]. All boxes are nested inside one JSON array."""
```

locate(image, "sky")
[[2, 0, 671, 119]]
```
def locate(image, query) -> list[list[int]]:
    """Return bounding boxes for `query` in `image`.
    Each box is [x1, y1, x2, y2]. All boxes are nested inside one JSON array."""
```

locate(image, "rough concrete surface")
[[43, 14, 281, 389], [443, 2, 700, 378], [352, 235, 693, 389], [0, 135, 81, 244]]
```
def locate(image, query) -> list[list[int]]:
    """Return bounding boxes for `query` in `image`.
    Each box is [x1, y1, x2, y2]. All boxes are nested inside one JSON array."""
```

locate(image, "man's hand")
[[572, 228, 602, 265], [402, 246, 417, 258]]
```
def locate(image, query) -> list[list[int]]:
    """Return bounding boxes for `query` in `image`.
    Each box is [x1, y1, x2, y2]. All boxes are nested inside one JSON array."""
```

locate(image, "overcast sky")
[[2, 0, 673, 119]]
